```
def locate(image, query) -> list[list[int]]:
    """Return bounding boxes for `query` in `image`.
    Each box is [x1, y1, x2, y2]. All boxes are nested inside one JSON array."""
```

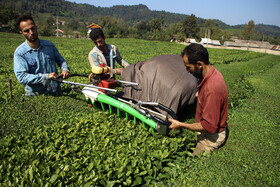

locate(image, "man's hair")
[[16, 14, 35, 29], [89, 28, 105, 41], [181, 43, 209, 65]]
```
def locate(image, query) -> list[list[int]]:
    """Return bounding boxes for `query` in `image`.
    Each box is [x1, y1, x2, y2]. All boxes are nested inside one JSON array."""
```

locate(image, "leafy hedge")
[[1, 108, 195, 186], [0, 33, 270, 185], [209, 49, 265, 64]]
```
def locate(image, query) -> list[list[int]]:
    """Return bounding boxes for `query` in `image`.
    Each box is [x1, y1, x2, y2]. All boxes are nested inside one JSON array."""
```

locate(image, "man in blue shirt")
[[14, 15, 70, 96]]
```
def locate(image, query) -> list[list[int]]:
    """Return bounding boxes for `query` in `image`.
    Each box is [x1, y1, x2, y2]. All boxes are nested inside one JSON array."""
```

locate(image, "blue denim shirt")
[[14, 40, 70, 96]]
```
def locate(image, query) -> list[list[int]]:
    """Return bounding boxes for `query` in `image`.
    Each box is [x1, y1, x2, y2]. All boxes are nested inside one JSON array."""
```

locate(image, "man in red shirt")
[[169, 43, 228, 156]]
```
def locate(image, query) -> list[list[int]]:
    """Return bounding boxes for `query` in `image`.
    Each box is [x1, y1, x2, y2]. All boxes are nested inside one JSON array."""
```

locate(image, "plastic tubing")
[[97, 94, 157, 129]]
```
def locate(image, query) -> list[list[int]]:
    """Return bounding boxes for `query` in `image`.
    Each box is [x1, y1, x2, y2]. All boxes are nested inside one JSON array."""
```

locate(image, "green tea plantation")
[[0, 33, 279, 186]]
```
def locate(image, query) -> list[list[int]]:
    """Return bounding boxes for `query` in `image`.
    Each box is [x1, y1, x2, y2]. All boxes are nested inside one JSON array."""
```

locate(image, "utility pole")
[[56, 16, 59, 37], [207, 29, 211, 46]]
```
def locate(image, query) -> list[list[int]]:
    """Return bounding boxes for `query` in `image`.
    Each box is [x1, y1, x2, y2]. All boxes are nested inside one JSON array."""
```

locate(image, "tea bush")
[[1, 33, 278, 186]]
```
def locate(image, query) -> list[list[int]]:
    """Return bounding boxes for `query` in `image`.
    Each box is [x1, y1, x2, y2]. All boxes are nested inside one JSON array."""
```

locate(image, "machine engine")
[[88, 65, 117, 92]]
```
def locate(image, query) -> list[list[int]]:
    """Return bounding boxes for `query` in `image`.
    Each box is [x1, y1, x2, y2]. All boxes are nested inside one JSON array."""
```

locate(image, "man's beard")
[[26, 34, 38, 42], [192, 67, 202, 79]]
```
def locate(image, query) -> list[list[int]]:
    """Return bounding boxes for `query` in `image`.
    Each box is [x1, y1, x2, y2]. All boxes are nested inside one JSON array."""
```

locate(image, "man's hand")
[[168, 118, 182, 130], [60, 71, 70, 79], [169, 119, 205, 132], [114, 68, 123, 75], [48, 72, 59, 79]]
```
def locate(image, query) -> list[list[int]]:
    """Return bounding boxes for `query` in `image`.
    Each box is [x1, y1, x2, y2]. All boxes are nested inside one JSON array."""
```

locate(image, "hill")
[[233, 24, 280, 36], [1, 0, 280, 37]]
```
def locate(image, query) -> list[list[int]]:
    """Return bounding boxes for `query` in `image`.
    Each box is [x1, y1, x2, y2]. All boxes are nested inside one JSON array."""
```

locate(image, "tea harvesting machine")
[[53, 65, 176, 136]]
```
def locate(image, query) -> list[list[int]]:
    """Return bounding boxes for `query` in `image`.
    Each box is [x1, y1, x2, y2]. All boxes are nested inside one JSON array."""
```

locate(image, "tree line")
[[0, 0, 279, 45]]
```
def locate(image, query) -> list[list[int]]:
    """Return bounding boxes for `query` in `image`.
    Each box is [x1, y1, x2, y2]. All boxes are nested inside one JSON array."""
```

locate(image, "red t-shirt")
[[195, 66, 228, 133]]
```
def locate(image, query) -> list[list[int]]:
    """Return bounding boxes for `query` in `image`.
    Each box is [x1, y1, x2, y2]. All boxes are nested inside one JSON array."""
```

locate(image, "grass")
[[181, 55, 280, 186], [0, 32, 280, 186]]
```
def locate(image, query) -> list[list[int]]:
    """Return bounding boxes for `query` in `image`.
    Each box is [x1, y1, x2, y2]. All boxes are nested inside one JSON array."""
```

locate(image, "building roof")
[[224, 40, 273, 49], [55, 29, 63, 33], [271, 45, 280, 51], [200, 38, 212, 44], [212, 40, 221, 46]]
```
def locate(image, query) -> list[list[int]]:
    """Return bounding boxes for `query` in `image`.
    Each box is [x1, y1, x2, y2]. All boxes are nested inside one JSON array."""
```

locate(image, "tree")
[[241, 20, 256, 40], [0, 6, 19, 32], [210, 26, 232, 44], [182, 14, 199, 39], [204, 19, 213, 38], [67, 18, 80, 31], [268, 36, 280, 45], [0, 6, 18, 24], [37, 16, 55, 36], [7, 19, 17, 33], [135, 21, 150, 32], [149, 18, 165, 31], [97, 16, 128, 38], [165, 22, 185, 41], [134, 21, 150, 39], [201, 19, 232, 44], [168, 23, 183, 34]]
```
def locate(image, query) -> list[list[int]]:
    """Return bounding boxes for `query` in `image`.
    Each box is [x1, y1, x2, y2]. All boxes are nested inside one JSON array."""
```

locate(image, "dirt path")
[[180, 43, 280, 56], [206, 45, 280, 56]]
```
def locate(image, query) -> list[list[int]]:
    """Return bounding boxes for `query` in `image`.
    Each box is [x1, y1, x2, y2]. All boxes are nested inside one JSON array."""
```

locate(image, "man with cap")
[[88, 25, 129, 75]]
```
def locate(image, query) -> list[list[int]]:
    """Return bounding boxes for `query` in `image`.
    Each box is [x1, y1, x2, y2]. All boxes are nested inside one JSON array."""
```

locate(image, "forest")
[[1, 0, 280, 44]]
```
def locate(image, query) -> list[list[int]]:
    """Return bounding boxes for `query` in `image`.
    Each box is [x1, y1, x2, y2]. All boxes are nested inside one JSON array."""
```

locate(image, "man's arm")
[[88, 49, 102, 67], [14, 53, 49, 85], [169, 118, 206, 132], [115, 47, 129, 68]]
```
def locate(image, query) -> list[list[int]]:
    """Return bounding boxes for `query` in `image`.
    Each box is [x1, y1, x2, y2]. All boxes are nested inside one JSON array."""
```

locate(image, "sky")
[[67, 0, 280, 27]]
